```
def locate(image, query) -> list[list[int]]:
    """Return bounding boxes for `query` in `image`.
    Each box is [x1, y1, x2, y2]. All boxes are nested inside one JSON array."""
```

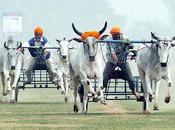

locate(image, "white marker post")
[[3, 13, 22, 37]]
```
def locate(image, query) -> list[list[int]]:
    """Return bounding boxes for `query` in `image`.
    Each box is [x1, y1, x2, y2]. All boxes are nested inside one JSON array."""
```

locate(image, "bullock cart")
[[88, 40, 154, 101], [16, 46, 60, 102]]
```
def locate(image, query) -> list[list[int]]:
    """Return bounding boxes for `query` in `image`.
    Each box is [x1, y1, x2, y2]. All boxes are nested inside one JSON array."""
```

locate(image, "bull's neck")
[[153, 63, 168, 75], [87, 60, 96, 66], [159, 64, 168, 71], [150, 45, 159, 66]]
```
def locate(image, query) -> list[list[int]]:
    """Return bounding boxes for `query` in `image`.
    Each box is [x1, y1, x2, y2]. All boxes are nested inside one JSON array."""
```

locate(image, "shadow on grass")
[[15, 102, 68, 105], [0, 102, 72, 105]]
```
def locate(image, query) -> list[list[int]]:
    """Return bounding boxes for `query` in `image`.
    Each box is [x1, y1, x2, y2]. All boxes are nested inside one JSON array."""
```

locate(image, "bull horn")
[[172, 36, 175, 41], [99, 21, 107, 35], [4, 42, 9, 50], [16, 41, 22, 49], [19, 42, 22, 48], [72, 23, 83, 36], [151, 32, 160, 41], [68, 39, 73, 42], [56, 39, 60, 43]]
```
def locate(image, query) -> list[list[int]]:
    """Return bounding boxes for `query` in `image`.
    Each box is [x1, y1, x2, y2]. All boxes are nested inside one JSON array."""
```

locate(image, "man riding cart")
[[21, 27, 57, 84], [103, 25, 143, 101]]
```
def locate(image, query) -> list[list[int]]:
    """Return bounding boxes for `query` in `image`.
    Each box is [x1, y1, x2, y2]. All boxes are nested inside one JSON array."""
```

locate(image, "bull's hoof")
[[92, 97, 99, 103], [2, 92, 8, 96], [73, 105, 78, 113], [165, 96, 171, 103], [57, 85, 61, 90], [2, 90, 11, 96], [82, 111, 87, 115], [153, 104, 159, 111], [143, 110, 151, 114], [61, 90, 65, 95], [10, 99, 16, 103], [7, 90, 11, 94], [100, 99, 106, 105], [64, 97, 68, 103]]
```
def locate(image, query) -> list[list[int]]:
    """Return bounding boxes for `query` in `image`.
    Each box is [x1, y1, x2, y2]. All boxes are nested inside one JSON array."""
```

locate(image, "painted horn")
[[56, 39, 60, 43], [171, 36, 175, 41], [4, 42, 9, 50], [72, 23, 83, 36], [99, 21, 107, 34], [151, 32, 160, 41]]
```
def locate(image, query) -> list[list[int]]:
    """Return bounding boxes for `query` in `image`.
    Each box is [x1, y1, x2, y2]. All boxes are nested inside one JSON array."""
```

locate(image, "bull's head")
[[4, 41, 22, 70], [151, 32, 175, 67], [56, 38, 73, 61], [72, 22, 107, 61]]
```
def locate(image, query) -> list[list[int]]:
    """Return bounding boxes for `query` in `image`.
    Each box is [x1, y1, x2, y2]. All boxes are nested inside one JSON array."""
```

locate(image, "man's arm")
[[43, 41, 51, 59], [107, 43, 118, 62], [43, 41, 51, 48]]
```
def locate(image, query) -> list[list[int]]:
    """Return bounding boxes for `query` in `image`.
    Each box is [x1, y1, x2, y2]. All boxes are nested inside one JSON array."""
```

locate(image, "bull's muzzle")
[[11, 66, 15, 70], [89, 56, 95, 61], [160, 63, 167, 67], [62, 55, 67, 59]]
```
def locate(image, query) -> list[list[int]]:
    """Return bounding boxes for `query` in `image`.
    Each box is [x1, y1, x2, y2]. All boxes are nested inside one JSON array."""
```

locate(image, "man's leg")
[[117, 62, 141, 100], [46, 58, 57, 82], [25, 58, 36, 83], [103, 62, 115, 89]]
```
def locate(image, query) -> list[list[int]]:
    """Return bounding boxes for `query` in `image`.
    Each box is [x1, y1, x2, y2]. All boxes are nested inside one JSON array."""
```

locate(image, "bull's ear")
[[56, 39, 60, 43], [99, 34, 109, 40], [72, 38, 83, 43], [68, 39, 73, 42], [151, 32, 160, 41]]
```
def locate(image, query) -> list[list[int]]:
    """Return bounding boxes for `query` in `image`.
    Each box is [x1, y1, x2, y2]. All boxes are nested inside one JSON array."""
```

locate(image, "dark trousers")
[[103, 61, 135, 92]]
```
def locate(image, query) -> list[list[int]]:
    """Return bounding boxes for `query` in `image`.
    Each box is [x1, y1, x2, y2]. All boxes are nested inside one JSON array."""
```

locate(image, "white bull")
[[136, 32, 175, 113], [55, 38, 73, 102], [0, 40, 23, 103], [69, 22, 107, 114]]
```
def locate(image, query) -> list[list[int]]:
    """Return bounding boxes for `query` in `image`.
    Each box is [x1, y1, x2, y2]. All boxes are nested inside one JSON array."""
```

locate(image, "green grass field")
[[0, 88, 175, 130]]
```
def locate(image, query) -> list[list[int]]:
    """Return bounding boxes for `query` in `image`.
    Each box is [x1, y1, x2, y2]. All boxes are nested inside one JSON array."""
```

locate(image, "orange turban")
[[81, 31, 101, 40], [34, 27, 44, 36], [110, 26, 121, 35]]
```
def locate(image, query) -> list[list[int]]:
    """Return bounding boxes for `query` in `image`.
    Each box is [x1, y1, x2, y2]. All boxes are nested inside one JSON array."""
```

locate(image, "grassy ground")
[[0, 89, 175, 130]]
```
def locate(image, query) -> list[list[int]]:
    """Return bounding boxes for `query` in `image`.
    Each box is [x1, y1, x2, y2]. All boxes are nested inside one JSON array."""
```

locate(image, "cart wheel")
[[15, 86, 19, 102]]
